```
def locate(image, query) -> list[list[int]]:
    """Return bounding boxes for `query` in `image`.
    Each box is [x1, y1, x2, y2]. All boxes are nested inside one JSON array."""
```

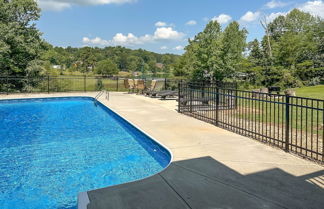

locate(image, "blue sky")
[[37, 0, 324, 54]]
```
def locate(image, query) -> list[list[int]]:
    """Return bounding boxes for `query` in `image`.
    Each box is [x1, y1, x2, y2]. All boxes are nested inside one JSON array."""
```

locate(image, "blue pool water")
[[0, 97, 171, 209]]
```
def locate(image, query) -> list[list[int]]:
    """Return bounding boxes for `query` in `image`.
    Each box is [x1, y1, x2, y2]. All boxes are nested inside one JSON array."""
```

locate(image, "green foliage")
[[188, 21, 224, 81], [175, 20, 247, 81], [0, 0, 46, 77], [221, 22, 247, 76], [95, 59, 119, 76], [248, 39, 263, 66], [78, 47, 97, 74], [41, 46, 179, 77], [96, 79, 104, 90], [240, 9, 323, 89]]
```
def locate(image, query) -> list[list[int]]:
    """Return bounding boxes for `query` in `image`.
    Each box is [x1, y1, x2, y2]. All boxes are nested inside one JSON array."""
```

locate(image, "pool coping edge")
[[0, 95, 174, 209], [77, 96, 174, 209]]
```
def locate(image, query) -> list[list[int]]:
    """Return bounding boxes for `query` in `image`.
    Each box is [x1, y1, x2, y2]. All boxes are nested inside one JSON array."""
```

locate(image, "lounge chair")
[[136, 79, 145, 94], [134, 79, 139, 89], [124, 79, 135, 93], [124, 79, 130, 90], [143, 80, 157, 96], [158, 90, 178, 100], [147, 80, 165, 97], [179, 97, 210, 106]]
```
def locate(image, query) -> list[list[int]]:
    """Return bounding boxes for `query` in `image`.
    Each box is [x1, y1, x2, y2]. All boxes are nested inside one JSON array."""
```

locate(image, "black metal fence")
[[0, 76, 181, 94], [178, 82, 324, 163]]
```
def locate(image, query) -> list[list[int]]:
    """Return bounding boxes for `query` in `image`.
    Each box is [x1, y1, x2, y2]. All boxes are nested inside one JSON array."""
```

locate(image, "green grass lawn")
[[294, 85, 324, 100], [25, 77, 128, 92], [49, 77, 128, 92]]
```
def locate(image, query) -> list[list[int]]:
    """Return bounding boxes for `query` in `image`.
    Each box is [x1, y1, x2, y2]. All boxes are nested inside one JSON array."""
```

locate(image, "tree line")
[[1, 0, 323, 91], [42, 45, 179, 77], [0, 0, 179, 80], [174, 9, 323, 88]]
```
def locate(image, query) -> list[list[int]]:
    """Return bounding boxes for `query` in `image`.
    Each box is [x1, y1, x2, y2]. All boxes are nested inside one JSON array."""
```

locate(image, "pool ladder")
[[94, 90, 109, 105]]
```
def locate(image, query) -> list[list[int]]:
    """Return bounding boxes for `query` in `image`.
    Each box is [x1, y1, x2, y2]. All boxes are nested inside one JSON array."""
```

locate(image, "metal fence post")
[[216, 87, 219, 126], [164, 78, 167, 90], [234, 89, 238, 109], [6, 75, 9, 95], [84, 75, 86, 92], [116, 76, 119, 91], [190, 87, 193, 113], [178, 82, 181, 113], [47, 75, 50, 94], [285, 95, 290, 152]]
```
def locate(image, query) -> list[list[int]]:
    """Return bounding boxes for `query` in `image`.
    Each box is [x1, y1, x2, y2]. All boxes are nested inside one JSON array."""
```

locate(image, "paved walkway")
[[2, 92, 323, 209], [98, 93, 323, 175], [96, 92, 324, 208]]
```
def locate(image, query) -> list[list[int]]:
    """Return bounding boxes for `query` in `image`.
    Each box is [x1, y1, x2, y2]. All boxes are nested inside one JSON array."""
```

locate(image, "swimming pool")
[[0, 97, 171, 209]]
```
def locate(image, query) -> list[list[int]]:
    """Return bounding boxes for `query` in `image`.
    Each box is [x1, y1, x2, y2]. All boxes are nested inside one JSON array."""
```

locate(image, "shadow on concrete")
[[86, 156, 324, 209]]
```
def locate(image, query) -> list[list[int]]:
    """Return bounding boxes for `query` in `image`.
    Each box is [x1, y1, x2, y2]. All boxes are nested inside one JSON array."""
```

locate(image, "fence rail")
[[178, 82, 324, 163], [0, 76, 181, 94]]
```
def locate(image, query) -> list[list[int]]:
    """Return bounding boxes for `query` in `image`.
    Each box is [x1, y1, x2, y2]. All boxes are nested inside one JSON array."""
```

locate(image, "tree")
[[96, 59, 119, 76], [177, 20, 247, 81], [185, 21, 224, 81], [0, 0, 46, 77], [126, 56, 141, 72], [79, 47, 97, 74], [260, 16, 273, 60], [248, 39, 263, 65], [221, 21, 247, 78], [247, 9, 324, 88]]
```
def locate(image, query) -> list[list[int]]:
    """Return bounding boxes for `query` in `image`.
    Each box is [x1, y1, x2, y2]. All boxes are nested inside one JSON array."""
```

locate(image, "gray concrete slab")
[[87, 157, 320, 209], [160, 163, 284, 209], [173, 157, 324, 209], [87, 174, 191, 209]]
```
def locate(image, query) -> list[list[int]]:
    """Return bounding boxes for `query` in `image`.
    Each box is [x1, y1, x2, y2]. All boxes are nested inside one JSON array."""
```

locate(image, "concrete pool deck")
[[1, 92, 323, 208]]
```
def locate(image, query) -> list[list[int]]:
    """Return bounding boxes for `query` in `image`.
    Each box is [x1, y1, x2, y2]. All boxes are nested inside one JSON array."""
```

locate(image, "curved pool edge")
[[0, 95, 173, 209], [77, 96, 174, 209]]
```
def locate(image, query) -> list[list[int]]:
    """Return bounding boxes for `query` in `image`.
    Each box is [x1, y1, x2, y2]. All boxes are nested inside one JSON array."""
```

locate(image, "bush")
[[307, 77, 321, 86], [96, 79, 103, 90]]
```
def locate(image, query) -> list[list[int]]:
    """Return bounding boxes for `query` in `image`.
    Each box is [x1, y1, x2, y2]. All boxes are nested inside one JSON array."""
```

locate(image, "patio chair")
[[147, 80, 165, 97], [158, 90, 178, 100], [124, 79, 135, 93], [144, 80, 157, 95], [134, 79, 139, 89], [136, 79, 145, 94]]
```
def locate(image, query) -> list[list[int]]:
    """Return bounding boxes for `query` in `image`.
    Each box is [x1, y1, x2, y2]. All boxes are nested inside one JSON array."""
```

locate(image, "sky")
[[37, 0, 324, 54]]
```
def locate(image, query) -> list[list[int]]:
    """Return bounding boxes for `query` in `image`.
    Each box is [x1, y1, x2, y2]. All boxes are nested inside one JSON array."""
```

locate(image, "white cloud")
[[265, 1, 288, 9], [160, 46, 168, 50], [38, 0, 136, 11], [263, 1, 324, 23], [155, 21, 175, 27], [38, 1, 71, 11], [211, 14, 232, 24], [155, 21, 167, 27], [82, 37, 109, 45], [266, 12, 287, 22], [154, 27, 185, 40], [112, 33, 148, 45], [186, 20, 197, 26], [299, 0, 324, 18], [82, 27, 185, 46], [83, 34, 151, 46], [173, 45, 184, 51], [240, 11, 261, 22]]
